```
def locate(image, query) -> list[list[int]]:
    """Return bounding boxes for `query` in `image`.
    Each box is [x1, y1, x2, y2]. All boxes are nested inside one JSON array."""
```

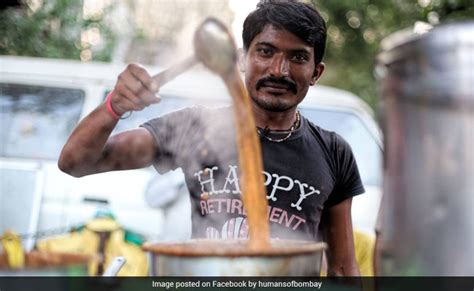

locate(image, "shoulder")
[[150, 105, 204, 122], [303, 116, 350, 151], [143, 105, 230, 126]]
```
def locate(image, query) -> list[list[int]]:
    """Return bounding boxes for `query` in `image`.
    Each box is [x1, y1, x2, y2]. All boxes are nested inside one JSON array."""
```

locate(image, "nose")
[[268, 53, 289, 78]]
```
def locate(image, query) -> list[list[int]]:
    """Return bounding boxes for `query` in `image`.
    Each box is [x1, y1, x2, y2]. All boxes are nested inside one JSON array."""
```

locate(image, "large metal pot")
[[376, 21, 474, 275], [143, 239, 326, 276], [0, 251, 93, 276]]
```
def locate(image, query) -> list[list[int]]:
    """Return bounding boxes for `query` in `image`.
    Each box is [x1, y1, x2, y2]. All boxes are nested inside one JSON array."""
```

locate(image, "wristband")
[[105, 91, 121, 120], [105, 91, 132, 120]]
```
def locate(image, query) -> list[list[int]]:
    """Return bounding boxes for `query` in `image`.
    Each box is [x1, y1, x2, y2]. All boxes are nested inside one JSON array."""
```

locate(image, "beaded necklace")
[[256, 110, 300, 143]]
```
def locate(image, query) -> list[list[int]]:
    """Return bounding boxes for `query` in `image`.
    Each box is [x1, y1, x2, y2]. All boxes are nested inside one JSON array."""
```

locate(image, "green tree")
[[313, 0, 473, 109], [0, 0, 116, 61]]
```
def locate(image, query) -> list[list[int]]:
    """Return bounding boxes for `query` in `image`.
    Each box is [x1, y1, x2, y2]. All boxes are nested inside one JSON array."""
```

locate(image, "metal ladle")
[[151, 18, 237, 84], [193, 18, 238, 76], [151, 18, 269, 250], [194, 18, 270, 250]]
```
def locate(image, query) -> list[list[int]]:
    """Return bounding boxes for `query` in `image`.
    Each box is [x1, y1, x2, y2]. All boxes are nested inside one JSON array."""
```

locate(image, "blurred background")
[[1, 0, 472, 109], [0, 0, 472, 277]]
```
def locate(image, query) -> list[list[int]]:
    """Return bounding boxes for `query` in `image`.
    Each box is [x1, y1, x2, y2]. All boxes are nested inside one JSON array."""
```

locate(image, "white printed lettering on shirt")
[[194, 166, 219, 195], [267, 174, 294, 201], [291, 180, 321, 211], [218, 165, 241, 194]]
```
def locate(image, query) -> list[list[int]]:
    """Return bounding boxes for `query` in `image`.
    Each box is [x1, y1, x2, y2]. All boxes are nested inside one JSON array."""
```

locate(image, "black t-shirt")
[[141, 105, 365, 241]]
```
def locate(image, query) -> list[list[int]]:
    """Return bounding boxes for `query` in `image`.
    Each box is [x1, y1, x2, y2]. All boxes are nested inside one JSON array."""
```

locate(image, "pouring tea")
[[59, 1, 363, 276]]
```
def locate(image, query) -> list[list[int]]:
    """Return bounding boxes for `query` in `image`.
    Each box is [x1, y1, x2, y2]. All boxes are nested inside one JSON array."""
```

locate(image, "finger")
[[129, 64, 159, 93], [118, 96, 143, 112], [116, 83, 146, 110], [116, 64, 160, 109], [139, 89, 162, 105], [119, 76, 159, 106], [109, 90, 140, 115], [118, 67, 143, 94], [148, 94, 162, 104]]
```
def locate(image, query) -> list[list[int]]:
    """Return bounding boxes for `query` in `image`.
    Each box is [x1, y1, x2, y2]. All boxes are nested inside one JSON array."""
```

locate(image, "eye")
[[291, 53, 309, 63], [256, 47, 273, 57]]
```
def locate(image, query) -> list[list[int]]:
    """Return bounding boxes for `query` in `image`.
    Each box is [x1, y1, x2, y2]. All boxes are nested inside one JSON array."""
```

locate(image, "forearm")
[[327, 259, 360, 276], [58, 103, 118, 177], [322, 198, 360, 277], [326, 230, 360, 276], [59, 64, 160, 177]]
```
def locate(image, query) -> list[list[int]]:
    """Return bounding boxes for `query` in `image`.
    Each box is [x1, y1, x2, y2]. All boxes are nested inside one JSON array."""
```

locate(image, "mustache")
[[256, 76, 297, 94]]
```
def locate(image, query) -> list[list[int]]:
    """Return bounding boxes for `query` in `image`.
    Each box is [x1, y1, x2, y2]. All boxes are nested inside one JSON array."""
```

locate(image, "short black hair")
[[242, 0, 327, 64]]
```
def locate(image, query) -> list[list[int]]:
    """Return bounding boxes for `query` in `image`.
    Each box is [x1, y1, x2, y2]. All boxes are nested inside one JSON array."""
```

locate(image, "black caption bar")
[[0, 276, 473, 291]]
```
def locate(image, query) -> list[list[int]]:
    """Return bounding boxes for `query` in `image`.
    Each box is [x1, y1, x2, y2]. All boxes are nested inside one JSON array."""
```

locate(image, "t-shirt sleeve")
[[140, 106, 203, 174], [324, 133, 365, 208]]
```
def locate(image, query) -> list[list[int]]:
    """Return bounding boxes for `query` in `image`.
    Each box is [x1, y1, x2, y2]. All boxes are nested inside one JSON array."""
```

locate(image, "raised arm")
[[58, 64, 161, 177]]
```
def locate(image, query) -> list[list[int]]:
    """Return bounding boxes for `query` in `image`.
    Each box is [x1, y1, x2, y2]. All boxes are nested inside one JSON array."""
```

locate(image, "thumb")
[[149, 95, 162, 104]]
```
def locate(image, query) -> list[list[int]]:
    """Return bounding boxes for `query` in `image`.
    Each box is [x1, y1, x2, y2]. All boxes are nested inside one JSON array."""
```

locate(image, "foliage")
[[313, 0, 473, 109], [0, 0, 116, 62]]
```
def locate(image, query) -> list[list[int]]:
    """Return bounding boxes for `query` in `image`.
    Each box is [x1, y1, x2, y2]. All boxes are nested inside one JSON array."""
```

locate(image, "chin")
[[251, 94, 297, 112]]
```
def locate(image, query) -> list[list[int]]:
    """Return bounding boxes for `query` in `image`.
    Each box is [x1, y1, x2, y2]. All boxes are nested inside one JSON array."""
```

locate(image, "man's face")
[[242, 24, 324, 112]]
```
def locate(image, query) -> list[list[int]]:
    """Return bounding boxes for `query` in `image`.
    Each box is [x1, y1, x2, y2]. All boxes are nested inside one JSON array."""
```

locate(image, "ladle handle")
[[151, 55, 198, 87]]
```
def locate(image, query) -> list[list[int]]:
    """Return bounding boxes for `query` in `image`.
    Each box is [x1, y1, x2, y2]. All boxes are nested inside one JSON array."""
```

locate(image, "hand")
[[110, 64, 161, 116]]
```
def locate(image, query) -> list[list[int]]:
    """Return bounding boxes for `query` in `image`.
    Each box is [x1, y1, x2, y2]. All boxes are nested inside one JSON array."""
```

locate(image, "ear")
[[238, 48, 246, 73], [310, 62, 325, 86]]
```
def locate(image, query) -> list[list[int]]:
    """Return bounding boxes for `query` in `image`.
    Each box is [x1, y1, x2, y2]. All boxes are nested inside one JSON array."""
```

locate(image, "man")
[[59, 0, 363, 276]]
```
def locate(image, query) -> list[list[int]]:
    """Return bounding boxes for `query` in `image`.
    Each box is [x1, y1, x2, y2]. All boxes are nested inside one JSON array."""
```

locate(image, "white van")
[[0, 56, 382, 249]]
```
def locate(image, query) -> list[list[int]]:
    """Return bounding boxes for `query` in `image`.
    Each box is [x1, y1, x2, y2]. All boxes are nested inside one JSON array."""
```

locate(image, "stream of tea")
[[193, 18, 271, 251], [222, 67, 270, 251]]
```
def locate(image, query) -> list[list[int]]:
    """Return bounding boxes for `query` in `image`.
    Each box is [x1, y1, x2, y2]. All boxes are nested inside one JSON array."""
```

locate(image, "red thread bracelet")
[[105, 91, 121, 120]]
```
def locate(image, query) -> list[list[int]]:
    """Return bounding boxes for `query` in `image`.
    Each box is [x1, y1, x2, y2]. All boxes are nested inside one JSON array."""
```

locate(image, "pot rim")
[[143, 239, 327, 257]]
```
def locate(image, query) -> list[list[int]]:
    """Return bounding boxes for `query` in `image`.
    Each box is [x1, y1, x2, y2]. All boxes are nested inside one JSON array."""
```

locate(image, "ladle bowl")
[[151, 17, 237, 87], [194, 18, 238, 76]]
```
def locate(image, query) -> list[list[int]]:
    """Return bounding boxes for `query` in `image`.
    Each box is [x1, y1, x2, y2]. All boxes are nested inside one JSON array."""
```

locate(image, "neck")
[[252, 104, 298, 131]]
